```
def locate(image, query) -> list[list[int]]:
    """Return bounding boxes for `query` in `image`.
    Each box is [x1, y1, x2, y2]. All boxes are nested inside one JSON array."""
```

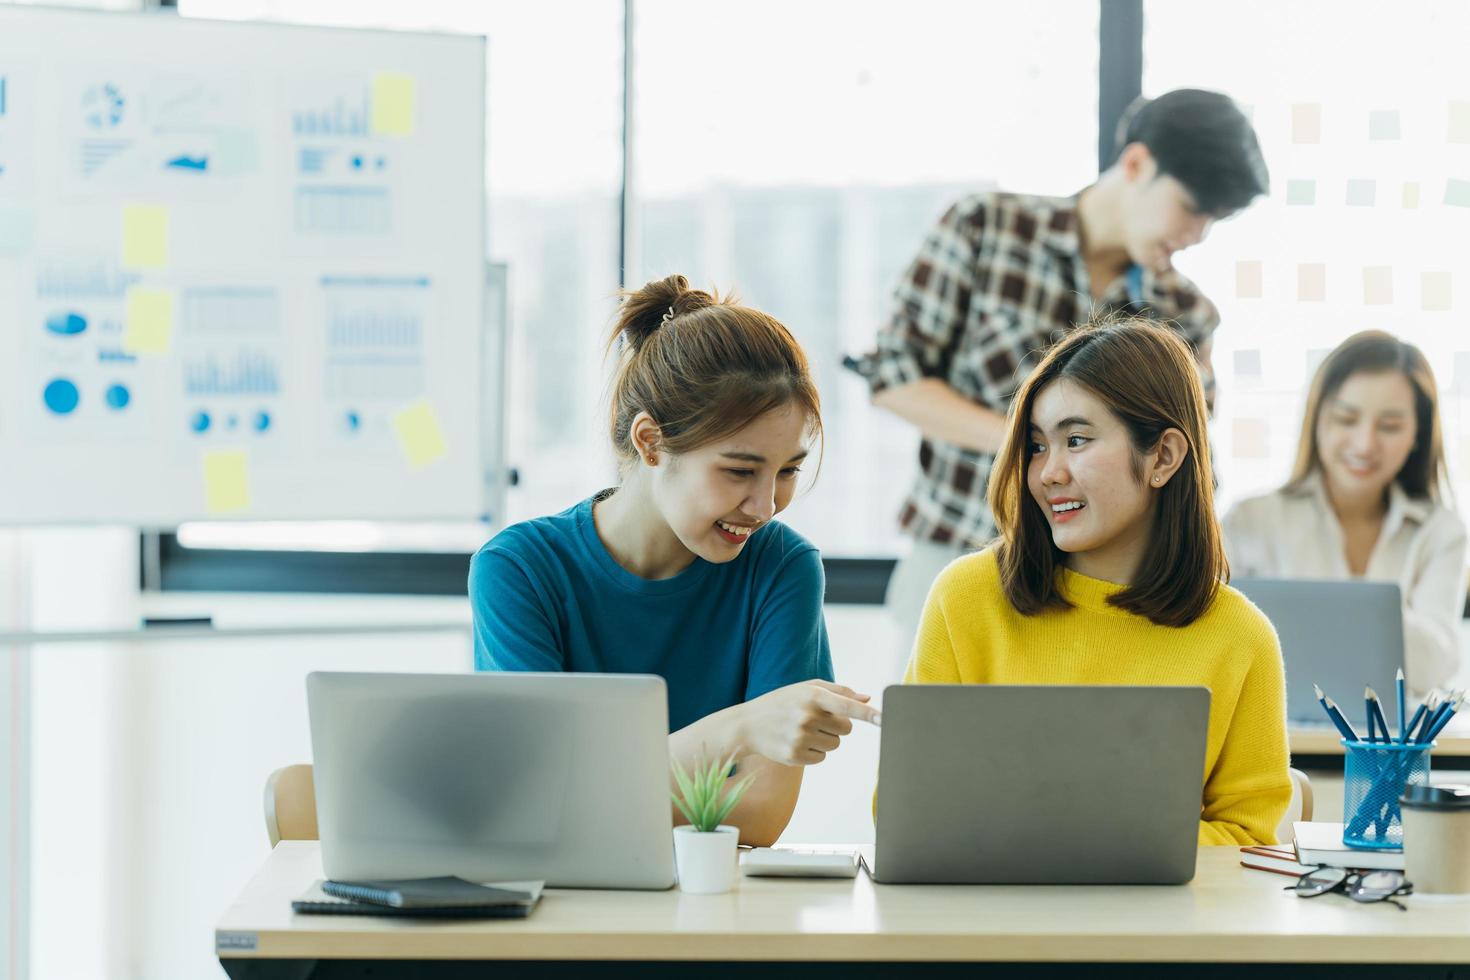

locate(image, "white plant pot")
[[673, 825, 739, 894]]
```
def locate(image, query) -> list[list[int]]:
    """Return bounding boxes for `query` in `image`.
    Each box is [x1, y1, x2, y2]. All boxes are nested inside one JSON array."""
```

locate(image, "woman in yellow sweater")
[[904, 318, 1291, 845]]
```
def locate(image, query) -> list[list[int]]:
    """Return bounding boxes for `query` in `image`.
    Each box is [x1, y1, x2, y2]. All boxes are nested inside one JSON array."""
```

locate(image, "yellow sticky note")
[[1298, 263, 1326, 302], [1234, 260, 1263, 299], [393, 400, 448, 469], [1291, 103, 1321, 144], [123, 287, 175, 354], [1363, 267, 1393, 306], [371, 73, 415, 136], [1422, 271, 1452, 312], [1402, 182, 1421, 209], [122, 205, 169, 269], [203, 450, 251, 514]]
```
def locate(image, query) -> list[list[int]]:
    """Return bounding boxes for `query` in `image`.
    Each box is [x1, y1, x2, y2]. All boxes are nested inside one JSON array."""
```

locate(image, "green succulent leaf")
[[672, 751, 758, 832]]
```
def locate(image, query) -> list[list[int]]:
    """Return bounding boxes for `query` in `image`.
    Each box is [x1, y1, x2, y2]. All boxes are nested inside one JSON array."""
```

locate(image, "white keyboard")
[[739, 848, 860, 878]]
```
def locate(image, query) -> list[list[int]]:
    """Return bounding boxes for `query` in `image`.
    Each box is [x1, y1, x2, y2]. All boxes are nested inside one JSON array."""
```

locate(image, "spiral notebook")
[[293, 877, 543, 918]]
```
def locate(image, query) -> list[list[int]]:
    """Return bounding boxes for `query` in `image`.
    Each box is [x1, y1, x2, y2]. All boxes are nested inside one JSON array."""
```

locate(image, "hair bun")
[[611, 274, 717, 354]]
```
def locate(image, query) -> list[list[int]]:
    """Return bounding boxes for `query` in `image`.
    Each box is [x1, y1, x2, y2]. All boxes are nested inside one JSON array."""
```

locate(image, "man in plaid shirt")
[[850, 89, 1269, 657]]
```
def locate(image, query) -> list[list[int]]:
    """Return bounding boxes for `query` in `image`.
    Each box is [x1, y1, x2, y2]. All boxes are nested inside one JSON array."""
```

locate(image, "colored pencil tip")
[[1397, 667, 1405, 680], [1365, 686, 1378, 700], [1314, 683, 1325, 700]]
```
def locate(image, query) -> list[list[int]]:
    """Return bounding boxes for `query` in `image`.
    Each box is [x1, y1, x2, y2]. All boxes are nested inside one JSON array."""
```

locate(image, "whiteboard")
[[0, 8, 490, 525]]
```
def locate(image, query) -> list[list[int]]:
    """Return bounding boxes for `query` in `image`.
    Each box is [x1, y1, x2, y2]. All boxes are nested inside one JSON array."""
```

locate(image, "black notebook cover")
[[293, 878, 541, 918], [323, 876, 531, 909]]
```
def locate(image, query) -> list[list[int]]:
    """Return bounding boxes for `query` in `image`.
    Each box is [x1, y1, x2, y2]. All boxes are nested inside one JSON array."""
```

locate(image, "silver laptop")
[[1231, 578, 1403, 727], [307, 671, 675, 889], [868, 685, 1209, 884]]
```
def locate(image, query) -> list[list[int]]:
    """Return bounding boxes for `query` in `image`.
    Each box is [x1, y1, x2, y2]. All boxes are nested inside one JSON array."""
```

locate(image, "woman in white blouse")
[[1222, 331, 1467, 695]]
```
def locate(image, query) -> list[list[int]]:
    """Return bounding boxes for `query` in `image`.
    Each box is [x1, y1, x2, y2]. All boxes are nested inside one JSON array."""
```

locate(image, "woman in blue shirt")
[[470, 274, 879, 845]]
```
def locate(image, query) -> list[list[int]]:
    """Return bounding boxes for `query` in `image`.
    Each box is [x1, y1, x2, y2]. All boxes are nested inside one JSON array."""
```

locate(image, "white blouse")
[[1221, 472, 1468, 695]]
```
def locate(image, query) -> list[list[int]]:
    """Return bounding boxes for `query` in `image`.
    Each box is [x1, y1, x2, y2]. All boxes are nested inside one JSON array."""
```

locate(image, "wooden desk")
[[217, 842, 1470, 979]]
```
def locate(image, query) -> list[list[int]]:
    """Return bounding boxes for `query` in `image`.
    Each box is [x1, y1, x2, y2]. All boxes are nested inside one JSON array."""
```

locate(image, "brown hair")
[[606, 274, 822, 469], [988, 318, 1226, 627], [1286, 330, 1448, 501]]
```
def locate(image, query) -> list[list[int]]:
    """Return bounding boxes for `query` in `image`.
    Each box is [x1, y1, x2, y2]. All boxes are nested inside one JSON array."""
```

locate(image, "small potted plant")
[[671, 752, 755, 894]]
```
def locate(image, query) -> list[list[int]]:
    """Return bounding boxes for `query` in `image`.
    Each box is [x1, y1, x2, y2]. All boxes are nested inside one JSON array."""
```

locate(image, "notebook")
[[1292, 821, 1404, 871], [293, 878, 543, 918], [1238, 844, 1314, 878]]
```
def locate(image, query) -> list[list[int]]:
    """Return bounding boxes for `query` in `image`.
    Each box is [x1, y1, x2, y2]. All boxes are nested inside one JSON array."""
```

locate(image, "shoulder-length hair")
[[1285, 331, 1448, 502], [988, 318, 1226, 628]]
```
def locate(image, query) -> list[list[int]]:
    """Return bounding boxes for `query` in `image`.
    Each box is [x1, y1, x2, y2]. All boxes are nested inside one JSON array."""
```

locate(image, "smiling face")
[[1117, 145, 1216, 274], [1025, 379, 1171, 583], [649, 401, 810, 564], [1315, 369, 1418, 506]]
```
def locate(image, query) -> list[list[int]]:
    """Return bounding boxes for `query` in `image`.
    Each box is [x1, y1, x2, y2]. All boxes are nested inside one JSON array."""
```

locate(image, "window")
[[1144, 0, 1470, 510], [631, 0, 1101, 555]]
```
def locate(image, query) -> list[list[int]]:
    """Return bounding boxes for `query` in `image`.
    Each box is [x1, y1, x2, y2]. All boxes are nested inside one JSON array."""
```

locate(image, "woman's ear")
[[629, 411, 662, 467], [1148, 428, 1190, 489]]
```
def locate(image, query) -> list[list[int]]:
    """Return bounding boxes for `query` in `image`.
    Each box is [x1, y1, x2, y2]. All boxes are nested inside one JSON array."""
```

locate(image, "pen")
[[1422, 691, 1465, 744], [1400, 697, 1431, 745], [1414, 691, 1446, 743], [1322, 694, 1361, 743], [1366, 686, 1390, 745], [1396, 668, 1407, 743], [1314, 684, 1357, 741]]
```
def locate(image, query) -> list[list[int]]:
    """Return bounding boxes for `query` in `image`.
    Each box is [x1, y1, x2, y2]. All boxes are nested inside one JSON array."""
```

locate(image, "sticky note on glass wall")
[[203, 450, 251, 514], [1345, 179, 1376, 207], [1422, 271, 1452, 312], [1445, 179, 1470, 208], [1232, 418, 1269, 459], [122, 204, 169, 269], [1291, 104, 1321, 144], [1369, 109, 1401, 141], [1233, 348, 1263, 378], [393, 400, 448, 469], [1235, 260, 1263, 299], [1286, 179, 1316, 206], [1402, 182, 1421, 208], [123, 287, 175, 354], [0, 204, 34, 257], [1362, 267, 1393, 306], [1453, 353, 1470, 395], [371, 73, 416, 136], [1298, 263, 1326, 302], [1450, 102, 1470, 143]]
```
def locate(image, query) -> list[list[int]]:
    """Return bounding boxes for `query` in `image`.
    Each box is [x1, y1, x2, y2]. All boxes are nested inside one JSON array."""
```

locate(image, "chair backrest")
[[264, 763, 319, 847], [1275, 767, 1314, 845]]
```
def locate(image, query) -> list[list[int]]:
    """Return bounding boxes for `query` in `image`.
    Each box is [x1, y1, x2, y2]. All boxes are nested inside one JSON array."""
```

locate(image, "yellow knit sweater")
[[904, 548, 1292, 846]]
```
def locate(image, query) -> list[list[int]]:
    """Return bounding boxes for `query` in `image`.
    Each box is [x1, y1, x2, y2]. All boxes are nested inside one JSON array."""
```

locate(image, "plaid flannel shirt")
[[851, 191, 1220, 549]]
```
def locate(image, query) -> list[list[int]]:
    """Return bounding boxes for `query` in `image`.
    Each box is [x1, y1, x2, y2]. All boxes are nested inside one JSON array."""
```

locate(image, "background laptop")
[[1231, 578, 1403, 727], [868, 685, 1209, 885], [308, 671, 675, 889]]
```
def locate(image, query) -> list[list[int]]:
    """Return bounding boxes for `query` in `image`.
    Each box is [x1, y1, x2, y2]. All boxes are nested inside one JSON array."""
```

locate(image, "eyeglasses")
[[1287, 866, 1413, 911]]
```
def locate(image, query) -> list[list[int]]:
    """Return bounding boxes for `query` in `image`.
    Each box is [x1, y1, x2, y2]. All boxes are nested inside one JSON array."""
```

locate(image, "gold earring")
[[1152, 476, 1161, 485]]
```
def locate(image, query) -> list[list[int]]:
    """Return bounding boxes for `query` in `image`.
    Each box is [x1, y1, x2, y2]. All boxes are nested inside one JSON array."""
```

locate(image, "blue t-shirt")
[[468, 494, 834, 733]]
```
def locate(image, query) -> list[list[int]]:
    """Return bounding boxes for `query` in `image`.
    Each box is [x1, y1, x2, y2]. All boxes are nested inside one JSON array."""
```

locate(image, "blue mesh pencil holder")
[[1341, 739, 1433, 849]]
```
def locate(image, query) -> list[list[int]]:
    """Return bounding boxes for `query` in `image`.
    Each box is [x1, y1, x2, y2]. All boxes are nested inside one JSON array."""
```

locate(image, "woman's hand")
[[735, 680, 881, 766]]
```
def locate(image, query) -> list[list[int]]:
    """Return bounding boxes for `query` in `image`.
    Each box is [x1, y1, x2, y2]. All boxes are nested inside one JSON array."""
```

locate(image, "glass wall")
[[1145, 0, 1470, 509]]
